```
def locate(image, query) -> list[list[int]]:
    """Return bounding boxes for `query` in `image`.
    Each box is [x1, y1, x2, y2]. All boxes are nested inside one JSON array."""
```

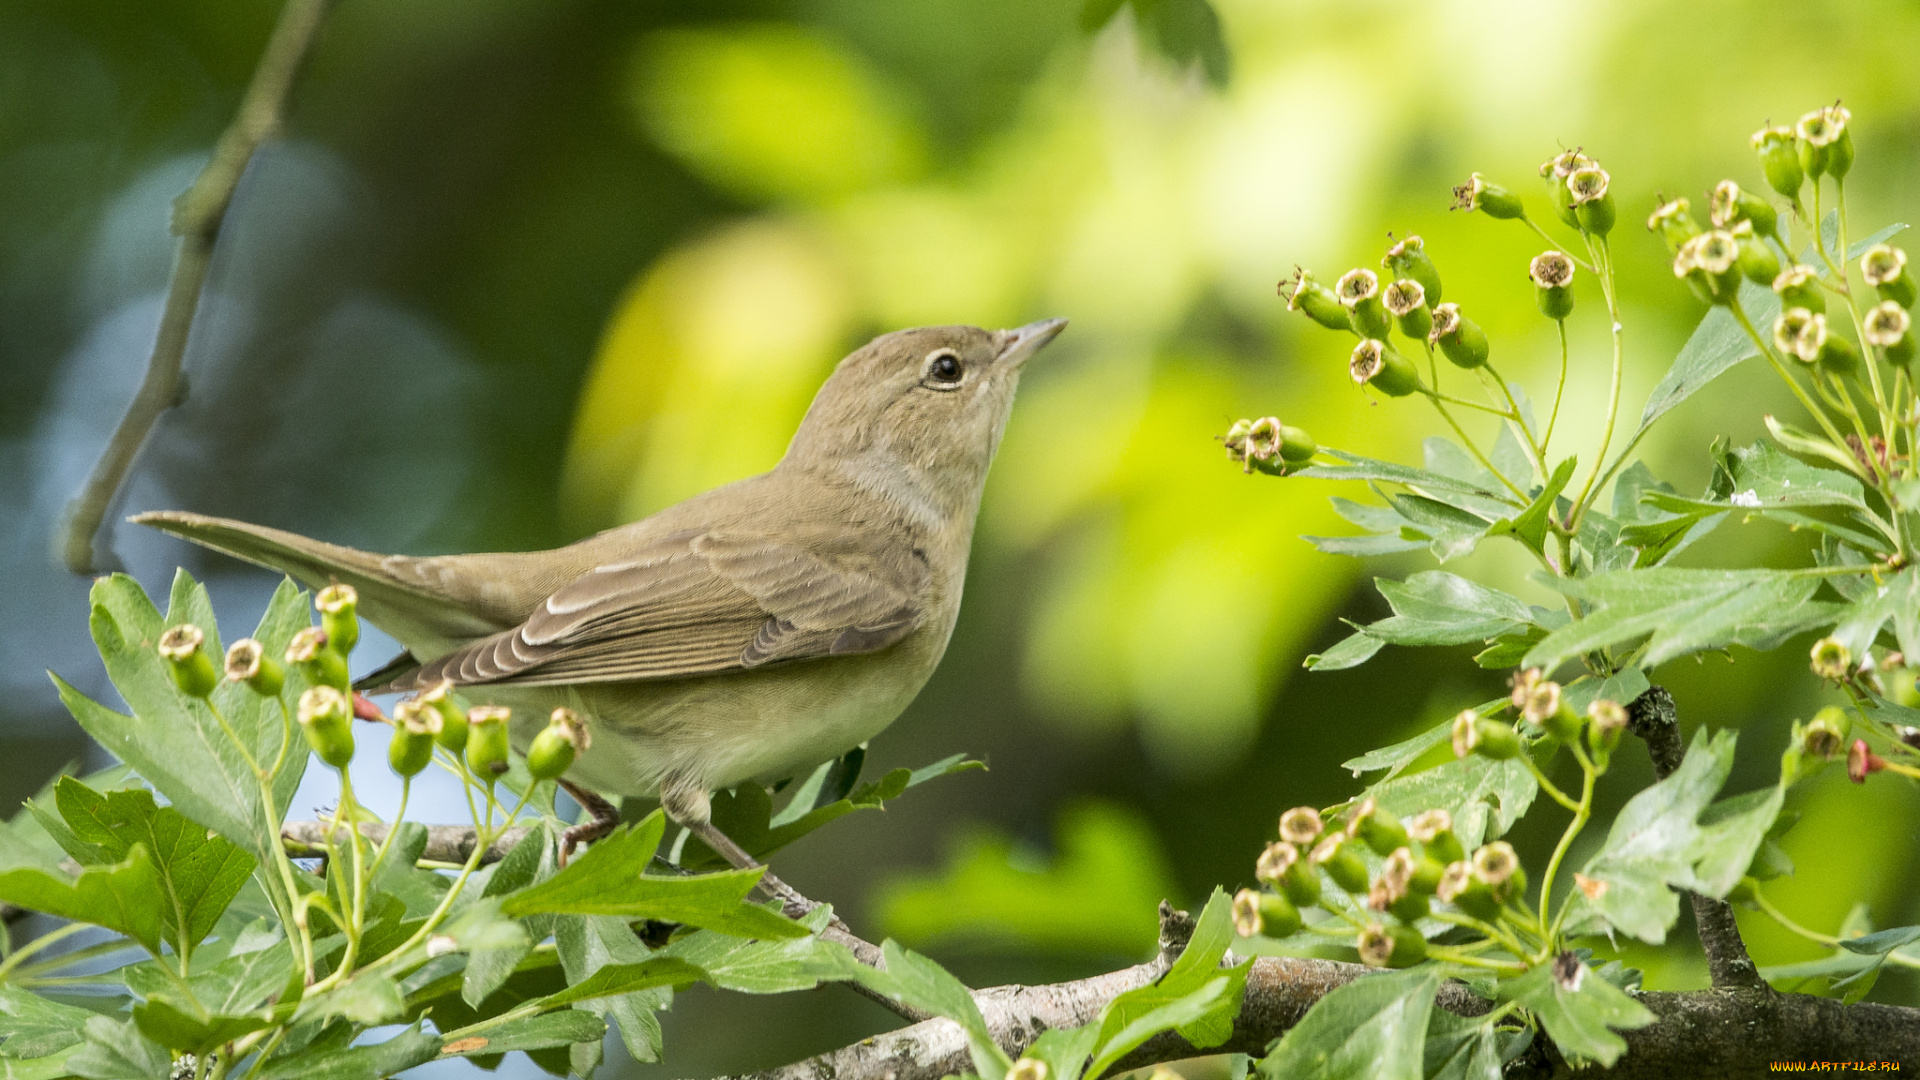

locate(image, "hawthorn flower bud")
[[1848, 738, 1887, 783], [1810, 636, 1852, 681], [1235, 416, 1317, 475], [1865, 302, 1916, 366], [1732, 223, 1781, 286], [297, 686, 356, 769], [1383, 845, 1444, 897], [1675, 231, 1742, 305], [1407, 808, 1465, 866], [1426, 303, 1489, 369], [1529, 251, 1575, 321], [1282, 269, 1352, 331], [1349, 339, 1420, 397], [286, 627, 348, 693], [1346, 797, 1410, 856], [1452, 709, 1521, 760], [1367, 868, 1429, 924], [1540, 150, 1594, 229], [1336, 268, 1393, 339], [1520, 679, 1581, 742], [1453, 173, 1525, 220], [158, 624, 218, 700], [1007, 1059, 1048, 1080], [1567, 165, 1614, 237], [388, 700, 439, 778], [1752, 125, 1804, 202], [224, 638, 284, 697], [1233, 887, 1301, 938], [419, 679, 469, 752], [527, 707, 590, 781], [1280, 849, 1322, 908], [1383, 235, 1442, 305], [1437, 860, 1501, 921], [466, 705, 513, 780], [1279, 806, 1324, 847], [1862, 245, 1915, 308], [1357, 922, 1426, 969], [315, 584, 360, 656], [1472, 841, 1527, 903], [1311, 835, 1372, 894], [1509, 668, 1542, 711], [1587, 698, 1628, 766], [1773, 264, 1825, 313], [1710, 180, 1779, 238], [1255, 841, 1298, 885], [1804, 706, 1851, 759], [1383, 278, 1433, 340], [1647, 197, 1701, 252], [1774, 307, 1823, 364]]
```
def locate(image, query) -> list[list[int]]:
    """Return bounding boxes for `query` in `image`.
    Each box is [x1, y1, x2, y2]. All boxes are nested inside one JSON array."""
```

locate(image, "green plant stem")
[[1731, 299, 1857, 454], [1478, 366, 1548, 479], [1543, 319, 1570, 455], [1428, 909, 1530, 958], [240, 1027, 289, 1080], [1568, 236, 1626, 532], [2, 937, 137, 984], [1539, 747, 1597, 954], [1836, 183, 1896, 438], [213, 695, 313, 982], [1519, 213, 1598, 273], [1518, 752, 1581, 813], [1753, 892, 1920, 971], [1428, 944, 1527, 974], [0, 921, 88, 982], [363, 778, 411, 888], [1425, 387, 1521, 420], [1420, 365, 1530, 502]]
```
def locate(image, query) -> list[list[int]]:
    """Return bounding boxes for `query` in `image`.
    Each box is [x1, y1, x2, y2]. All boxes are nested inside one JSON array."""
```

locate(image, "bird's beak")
[[996, 317, 1068, 367]]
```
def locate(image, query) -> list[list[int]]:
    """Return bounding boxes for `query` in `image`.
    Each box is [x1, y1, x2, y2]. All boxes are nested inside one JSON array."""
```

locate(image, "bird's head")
[[784, 319, 1067, 512]]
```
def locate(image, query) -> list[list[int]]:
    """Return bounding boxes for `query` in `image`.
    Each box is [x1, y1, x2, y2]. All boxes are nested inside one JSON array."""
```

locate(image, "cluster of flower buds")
[[1435, 840, 1527, 924], [1279, 236, 1494, 398], [1860, 244, 1918, 368], [1748, 105, 1852, 209], [1451, 670, 1628, 768], [1223, 416, 1317, 475], [1540, 150, 1614, 237]]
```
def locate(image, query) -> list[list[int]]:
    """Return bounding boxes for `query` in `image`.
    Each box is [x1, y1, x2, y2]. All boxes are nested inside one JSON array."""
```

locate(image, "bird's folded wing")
[[389, 530, 927, 690]]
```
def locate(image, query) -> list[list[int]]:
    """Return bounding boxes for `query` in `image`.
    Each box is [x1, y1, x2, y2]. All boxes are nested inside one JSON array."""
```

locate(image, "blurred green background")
[[4, 0, 1920, 1074]]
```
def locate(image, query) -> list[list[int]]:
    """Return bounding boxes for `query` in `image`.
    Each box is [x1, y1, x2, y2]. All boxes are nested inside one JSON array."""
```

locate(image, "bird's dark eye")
[[925, 351, 963, 387]]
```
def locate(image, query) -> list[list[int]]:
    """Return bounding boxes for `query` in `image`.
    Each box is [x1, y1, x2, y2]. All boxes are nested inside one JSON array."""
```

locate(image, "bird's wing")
[[389, 529, 929, 690]]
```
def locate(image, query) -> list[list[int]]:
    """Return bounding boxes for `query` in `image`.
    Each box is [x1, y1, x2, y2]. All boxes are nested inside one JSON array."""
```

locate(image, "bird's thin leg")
[[556, 778, 620, 867]]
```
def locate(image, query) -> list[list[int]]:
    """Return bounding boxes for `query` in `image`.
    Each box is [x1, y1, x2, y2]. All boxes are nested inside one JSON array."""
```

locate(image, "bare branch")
[[281, 820, 532, 864], [1627, 685, 1766, 991], [57, 0, 339, 574]]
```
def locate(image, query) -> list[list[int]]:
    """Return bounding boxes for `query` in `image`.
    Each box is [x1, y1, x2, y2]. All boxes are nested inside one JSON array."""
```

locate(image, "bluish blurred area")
[[5, 0, 1920, 1074]]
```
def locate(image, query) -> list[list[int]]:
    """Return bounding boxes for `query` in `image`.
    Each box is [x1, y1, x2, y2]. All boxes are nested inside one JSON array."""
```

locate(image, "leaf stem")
[[1539, 745, 1597, 955], [1543, 319, 1570, 454], [1568, 236, 1626, 533], [0, 921, 89, 982], [1753, 891, 1920, 971]]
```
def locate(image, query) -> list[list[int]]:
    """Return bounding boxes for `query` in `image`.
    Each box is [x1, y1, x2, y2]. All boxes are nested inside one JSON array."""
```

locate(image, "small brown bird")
[[136, 319, 1065, 870]]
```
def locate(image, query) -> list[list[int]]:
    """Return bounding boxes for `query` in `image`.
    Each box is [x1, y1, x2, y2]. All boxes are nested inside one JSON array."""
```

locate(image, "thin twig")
[[56, 0, 338, 574]]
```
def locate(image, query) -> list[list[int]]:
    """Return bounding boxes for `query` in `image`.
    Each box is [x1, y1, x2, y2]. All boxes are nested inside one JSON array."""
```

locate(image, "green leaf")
[[1298, 450, 1512, 501], [1341, 715, 1457, 777], [0, 986, 93, 1059], [0, 1047, 81, 1080], [1305, 629, 1386, 672], [0, 846, 164, 952], [1305, 499, 1427, 558], [1570, 731, 1779, 943], [1498, 958, 1654, 1068], [1023, 1025, 1101, 1080], [1083, 889, 1246, 1073], [556, 915, 671, 1062], [1830, 566, 1920, 660], [1364, 574, 1536, 647], [1524, 568, 1839, 671], [253, 1022, 441, 1080], [54, 778, 254, 958], [298, 972, 405, 1026], [680, 755, 982, 870], [442, 1011, 607, 1056], [1367, 752, 1536, 851], [1486, 456, 1576, 553], [661, 909, 866, 994], [501, 814, 807, 939], [531, 955, 705, 1009], [55, 574, 313, 861], [1393, 496, 1494, 563], [855, 942, 1010, 1080], [454, 898, 535, 1009], [1256, 968, 1440, 1080], [123, 940, 296, 1053], [63, 1016, 170, 1080], [1634, 279, 1778, 436], [1422, 1012, 1503, 1080]]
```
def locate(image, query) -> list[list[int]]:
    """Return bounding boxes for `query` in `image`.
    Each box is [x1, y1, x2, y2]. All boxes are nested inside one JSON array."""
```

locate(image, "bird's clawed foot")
[[556, 779, 621, 867]]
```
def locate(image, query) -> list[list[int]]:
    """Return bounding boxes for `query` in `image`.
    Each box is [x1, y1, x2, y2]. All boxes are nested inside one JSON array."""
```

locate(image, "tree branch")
[[1627, 685, 1767, 991], [57, 0, 338, 574], [280, 820, 533, 864], [736, 953, 1920, 1080]]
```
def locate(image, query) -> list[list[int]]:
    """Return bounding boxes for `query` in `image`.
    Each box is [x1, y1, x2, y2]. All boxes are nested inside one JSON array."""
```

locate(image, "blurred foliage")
[[5, 0, 1920, 1075]]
